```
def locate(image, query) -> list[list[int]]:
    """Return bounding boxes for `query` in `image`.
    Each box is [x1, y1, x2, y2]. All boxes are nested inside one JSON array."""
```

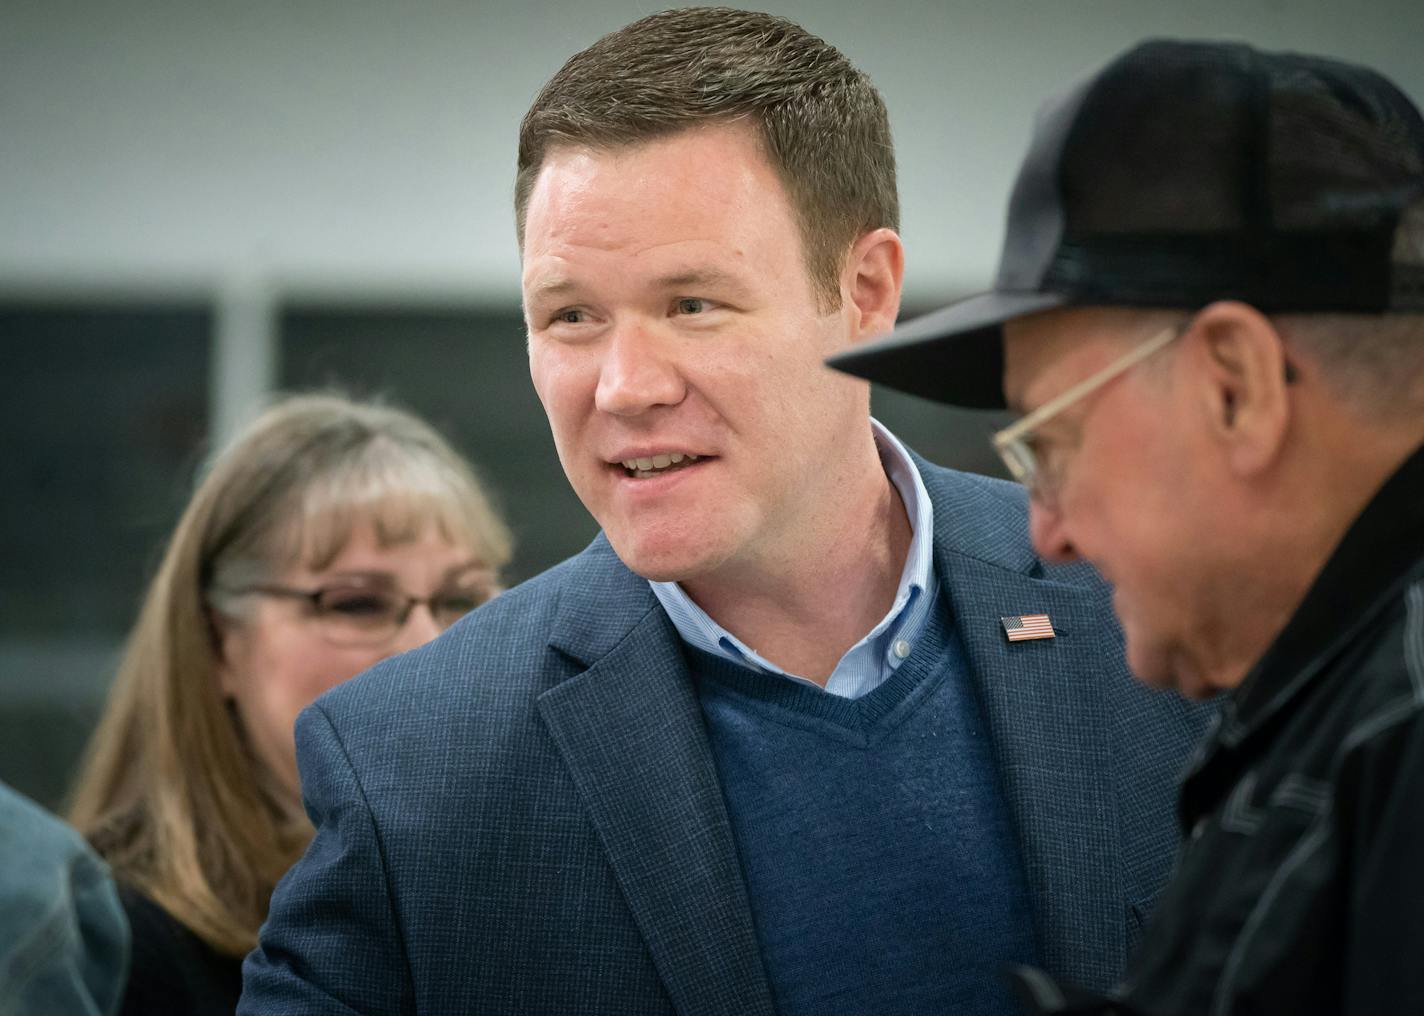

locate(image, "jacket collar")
[[544, 534, 661, 667], [1215, 443, 1424, 748], [546, 450, 1043, 669], [540, 457, 1132, 991], [537, 535, 777, 1016], [911, 449, 1042, 577], [920, 455, 1130, 984], [1180, 444, 1424, 826]]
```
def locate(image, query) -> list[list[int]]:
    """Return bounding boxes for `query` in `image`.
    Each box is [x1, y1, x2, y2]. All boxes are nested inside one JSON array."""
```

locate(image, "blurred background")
[[3, 0, 1421, 809]]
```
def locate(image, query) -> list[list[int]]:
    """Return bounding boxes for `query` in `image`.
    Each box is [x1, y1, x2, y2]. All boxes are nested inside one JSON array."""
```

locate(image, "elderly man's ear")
[[1188, 301, 1294, 477]]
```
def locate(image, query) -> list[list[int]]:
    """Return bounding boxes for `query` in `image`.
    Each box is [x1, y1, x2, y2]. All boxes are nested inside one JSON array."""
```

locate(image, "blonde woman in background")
[[68, 393, 512, 1015]]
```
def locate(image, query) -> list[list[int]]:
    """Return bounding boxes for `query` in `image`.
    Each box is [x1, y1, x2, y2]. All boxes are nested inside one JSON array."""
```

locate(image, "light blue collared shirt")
[[651, 419, 937, 699]]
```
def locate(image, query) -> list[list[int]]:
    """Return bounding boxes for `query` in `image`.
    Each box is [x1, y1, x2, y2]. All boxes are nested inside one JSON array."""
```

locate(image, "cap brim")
[[827, 289, 1068, 409]]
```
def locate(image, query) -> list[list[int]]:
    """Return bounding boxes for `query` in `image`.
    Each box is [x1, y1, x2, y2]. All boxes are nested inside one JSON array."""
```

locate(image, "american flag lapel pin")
[[1001, 613, 1055, 642]]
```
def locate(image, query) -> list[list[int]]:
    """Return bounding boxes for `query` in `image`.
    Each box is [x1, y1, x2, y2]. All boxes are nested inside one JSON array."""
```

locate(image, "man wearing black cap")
[[834, 39, 1424, 1015]]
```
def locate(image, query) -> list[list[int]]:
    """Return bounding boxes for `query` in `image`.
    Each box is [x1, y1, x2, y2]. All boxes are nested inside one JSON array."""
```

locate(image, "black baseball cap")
[[829, 39, 1424, 408]]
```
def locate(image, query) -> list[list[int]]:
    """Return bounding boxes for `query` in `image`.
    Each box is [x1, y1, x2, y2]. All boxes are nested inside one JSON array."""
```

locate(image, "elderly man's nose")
[[1028, 497, 1078, 565]]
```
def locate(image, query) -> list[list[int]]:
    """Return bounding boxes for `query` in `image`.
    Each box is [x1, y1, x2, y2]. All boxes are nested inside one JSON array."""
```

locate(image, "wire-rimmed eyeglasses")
[[991, 324, 1182, 505]]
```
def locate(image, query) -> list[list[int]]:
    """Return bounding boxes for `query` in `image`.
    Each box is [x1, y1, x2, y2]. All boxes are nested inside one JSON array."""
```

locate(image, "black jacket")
[[120, 891, 242, 1016], [1015, 444, 1424, 1016]]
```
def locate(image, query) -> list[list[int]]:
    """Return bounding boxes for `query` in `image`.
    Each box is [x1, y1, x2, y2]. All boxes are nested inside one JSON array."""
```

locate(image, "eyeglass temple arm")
[[993, 325, 1181, 448]]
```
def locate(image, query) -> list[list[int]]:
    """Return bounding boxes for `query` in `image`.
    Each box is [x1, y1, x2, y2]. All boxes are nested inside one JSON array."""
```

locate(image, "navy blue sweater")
[[690, 595, 1039, 1015]]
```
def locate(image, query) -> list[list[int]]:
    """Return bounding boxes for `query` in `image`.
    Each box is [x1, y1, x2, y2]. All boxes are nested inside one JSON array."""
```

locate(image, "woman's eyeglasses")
[[216, 577, 498, 647]]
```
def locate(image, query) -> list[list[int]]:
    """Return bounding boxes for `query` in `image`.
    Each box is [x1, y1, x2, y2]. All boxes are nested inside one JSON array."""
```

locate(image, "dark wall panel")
[[280, 306, 597, 584], [0, 303, 211, 638]]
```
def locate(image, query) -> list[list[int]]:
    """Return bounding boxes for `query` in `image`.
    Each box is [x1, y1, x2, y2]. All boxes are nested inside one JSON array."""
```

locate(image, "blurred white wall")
[[4, 0, 1423, 305]]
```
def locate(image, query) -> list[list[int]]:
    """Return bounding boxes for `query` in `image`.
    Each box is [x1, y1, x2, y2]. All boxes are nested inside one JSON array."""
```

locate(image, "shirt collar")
[[650, 419, 935, 689]]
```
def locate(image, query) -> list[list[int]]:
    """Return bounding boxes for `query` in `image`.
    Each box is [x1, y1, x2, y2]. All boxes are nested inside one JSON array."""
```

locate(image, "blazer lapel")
[[924, 465, 1126, 986], [536, 545, 775, 1016]]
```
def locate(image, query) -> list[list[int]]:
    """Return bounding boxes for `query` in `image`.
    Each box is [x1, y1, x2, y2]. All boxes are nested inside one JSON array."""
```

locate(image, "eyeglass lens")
[[313, 584, 491, 643]]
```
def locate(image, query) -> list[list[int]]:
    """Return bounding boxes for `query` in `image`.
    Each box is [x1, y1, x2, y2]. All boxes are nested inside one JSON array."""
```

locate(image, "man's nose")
[[1028, 495, 1078, 565], [594, 321, 686, 416]]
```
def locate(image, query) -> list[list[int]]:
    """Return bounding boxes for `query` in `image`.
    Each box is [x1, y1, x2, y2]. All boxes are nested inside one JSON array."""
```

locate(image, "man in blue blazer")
[[240, 9, 1205, 1015]]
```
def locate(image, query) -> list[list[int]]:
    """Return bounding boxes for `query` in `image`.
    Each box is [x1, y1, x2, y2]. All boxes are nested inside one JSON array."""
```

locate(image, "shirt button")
[[892, 639, 912, 660]]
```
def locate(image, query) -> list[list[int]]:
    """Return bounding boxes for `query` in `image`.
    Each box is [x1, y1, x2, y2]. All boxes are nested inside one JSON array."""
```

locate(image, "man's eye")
[[1023, 433, 1053, 464], [675, 298, 706, 315], [1031, 436, 1071, 476], [553, 308, 585, 325]]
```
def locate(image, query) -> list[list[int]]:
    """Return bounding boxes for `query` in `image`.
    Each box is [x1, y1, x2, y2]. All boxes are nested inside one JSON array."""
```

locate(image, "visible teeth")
[[618, 452, 701, 473]]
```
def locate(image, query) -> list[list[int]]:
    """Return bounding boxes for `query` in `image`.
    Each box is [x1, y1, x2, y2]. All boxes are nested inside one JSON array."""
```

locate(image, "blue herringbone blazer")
[[239, 460, 1207, 1015]]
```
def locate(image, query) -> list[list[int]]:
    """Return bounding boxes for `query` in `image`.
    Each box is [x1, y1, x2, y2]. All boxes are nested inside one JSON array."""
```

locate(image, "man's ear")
[[1186, 301, 1292, 477], [843, 227, 904, 342]]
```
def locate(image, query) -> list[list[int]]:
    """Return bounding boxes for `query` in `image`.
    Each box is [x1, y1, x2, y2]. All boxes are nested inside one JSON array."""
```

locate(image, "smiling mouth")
[[617, 452, 702, 479]]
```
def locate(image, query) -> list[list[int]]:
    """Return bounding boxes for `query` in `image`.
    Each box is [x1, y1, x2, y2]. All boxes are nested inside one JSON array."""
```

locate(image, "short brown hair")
[[515, 6, 899, 307]]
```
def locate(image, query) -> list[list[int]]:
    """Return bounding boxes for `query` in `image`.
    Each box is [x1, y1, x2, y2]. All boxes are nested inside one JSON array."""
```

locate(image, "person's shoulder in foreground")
[[0, 782, 129, 1016]]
